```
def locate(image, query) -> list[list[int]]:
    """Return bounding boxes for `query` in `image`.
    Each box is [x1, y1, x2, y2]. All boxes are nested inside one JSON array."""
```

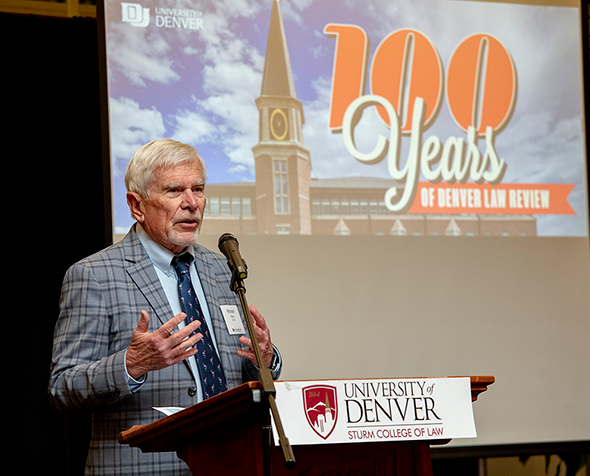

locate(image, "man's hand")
[[126, 311, 202, 380], [237, 305, 274, 369]]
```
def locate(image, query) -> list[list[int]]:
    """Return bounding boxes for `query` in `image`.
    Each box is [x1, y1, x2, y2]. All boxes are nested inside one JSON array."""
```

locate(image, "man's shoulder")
[[72, 229, 143, 269], [194, 242, 221, 259], [193, 242, 227, 268]]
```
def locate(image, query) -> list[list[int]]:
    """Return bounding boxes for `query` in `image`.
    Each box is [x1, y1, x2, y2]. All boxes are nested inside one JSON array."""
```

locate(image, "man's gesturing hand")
[[237, 305, 274, 369], [126, 311, 202, 380]]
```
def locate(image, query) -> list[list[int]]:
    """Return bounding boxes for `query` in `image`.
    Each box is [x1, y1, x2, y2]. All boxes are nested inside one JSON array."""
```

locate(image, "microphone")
[[218, 233, 248, 280]]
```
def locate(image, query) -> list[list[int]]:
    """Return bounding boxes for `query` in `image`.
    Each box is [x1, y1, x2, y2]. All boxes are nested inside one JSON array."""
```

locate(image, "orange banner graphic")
[[407, 183, 575, 215]]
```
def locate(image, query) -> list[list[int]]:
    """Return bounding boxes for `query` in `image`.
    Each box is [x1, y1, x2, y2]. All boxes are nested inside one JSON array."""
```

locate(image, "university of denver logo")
[[121, 2, 150, 27], [303, 385, 338, 440]]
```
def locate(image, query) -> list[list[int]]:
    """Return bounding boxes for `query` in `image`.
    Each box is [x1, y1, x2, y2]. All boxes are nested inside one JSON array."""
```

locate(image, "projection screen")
[[99, 0, 590, 447]]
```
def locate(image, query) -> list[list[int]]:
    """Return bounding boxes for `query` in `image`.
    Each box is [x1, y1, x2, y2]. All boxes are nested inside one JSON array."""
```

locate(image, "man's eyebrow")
[[162, 180, 205, 190]]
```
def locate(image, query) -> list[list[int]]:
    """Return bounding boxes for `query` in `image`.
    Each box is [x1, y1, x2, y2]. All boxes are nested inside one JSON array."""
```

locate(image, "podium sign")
[[119, 377, 493, 476], [273, 377, 476, 446]]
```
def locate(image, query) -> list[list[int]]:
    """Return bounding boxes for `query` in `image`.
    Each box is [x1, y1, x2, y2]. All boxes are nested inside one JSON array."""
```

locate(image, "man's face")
[[128, 161, 207, 254]]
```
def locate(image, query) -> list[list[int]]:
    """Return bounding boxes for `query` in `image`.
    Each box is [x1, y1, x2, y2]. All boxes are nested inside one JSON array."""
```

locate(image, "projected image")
[[103, 0, 587, 238]]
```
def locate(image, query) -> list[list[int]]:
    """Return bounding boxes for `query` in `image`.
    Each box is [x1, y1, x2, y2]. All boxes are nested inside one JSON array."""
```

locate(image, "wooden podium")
[[119, 376, 494, 476]]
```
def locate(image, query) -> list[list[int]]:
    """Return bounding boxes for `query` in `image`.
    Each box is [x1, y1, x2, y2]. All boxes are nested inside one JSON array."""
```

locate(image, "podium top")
[[466, 375, 495, 401], [119, 375, 494, 451]]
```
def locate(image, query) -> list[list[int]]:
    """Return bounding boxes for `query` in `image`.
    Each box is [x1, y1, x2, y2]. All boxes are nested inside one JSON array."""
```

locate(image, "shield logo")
[[302, 385, 338, 440]]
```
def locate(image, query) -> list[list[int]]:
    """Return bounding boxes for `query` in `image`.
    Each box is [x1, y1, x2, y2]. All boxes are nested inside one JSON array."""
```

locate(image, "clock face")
[[270, 108, 288, 141]]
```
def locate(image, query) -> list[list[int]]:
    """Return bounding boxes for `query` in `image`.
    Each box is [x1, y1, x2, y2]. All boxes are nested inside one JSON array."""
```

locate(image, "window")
[[231, 197, 241, 216], [331, 199, 340, 215], [360, 200, 368, 216], [220, 198, 231, 215], [207, 197, 249, 216], [209, 197, 219, 215], [312, 199, 321, 215], [341, 200, 350, 215], [273, 160, 290, 214], [242, 198, 251, 216], [369, 200, 378, 216]]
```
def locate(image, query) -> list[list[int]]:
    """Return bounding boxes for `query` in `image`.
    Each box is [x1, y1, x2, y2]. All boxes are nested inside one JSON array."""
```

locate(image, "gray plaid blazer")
[[49, 227, 261, 475]]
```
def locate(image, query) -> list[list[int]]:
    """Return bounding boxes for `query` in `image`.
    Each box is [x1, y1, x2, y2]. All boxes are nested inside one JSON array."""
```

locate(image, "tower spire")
[[253, 0, 311, 236], [260, 0, 297, 98]]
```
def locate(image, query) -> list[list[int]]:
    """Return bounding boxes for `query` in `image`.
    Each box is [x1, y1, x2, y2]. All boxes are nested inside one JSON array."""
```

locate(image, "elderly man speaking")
[[49, 139, 282, 475]]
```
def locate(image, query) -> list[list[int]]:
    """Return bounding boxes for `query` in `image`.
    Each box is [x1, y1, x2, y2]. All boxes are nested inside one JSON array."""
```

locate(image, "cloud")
[[278, 0, 314, 25], [165, 6, 265, 175], [108, 23, 180, 87], [500, 111, 584, 183], [196, 59, 262, 174], [170, 100, 219, 144], [106, 0, 263, 89], [109, 96, 166, 176]]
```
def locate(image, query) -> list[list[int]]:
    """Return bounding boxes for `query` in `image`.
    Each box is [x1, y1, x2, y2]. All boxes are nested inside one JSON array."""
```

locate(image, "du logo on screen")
[[121, 2, 150, 27]]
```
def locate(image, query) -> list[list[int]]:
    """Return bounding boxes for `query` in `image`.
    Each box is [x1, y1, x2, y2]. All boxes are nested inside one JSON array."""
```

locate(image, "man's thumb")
[[136, 310, 150, 333]]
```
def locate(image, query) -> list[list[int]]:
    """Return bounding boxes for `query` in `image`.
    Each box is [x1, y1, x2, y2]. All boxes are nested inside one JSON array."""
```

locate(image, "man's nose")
[[181, 190, 199, 209]]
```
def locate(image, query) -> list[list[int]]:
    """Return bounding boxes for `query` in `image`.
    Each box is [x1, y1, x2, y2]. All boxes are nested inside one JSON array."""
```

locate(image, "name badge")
[[220, 305, 246, 335]]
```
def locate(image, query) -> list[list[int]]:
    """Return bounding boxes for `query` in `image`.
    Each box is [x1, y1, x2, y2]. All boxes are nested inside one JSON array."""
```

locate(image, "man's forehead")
[[153, 162, 204, 186]]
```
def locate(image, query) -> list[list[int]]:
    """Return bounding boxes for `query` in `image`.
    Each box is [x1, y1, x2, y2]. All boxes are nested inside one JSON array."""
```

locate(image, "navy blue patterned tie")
[[172, 253, 227, 399]]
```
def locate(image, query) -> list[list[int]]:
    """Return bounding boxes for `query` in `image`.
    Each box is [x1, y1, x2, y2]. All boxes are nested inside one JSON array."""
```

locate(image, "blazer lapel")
[[122, 228, 174, 328]]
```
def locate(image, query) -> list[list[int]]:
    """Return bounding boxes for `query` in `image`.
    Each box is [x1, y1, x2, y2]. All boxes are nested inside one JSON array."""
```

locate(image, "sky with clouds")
[[103, 0, 587, 236]]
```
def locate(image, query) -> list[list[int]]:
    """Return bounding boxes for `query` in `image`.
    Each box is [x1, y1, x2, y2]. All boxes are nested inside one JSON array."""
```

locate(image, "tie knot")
[[172, 253, 194, 275]]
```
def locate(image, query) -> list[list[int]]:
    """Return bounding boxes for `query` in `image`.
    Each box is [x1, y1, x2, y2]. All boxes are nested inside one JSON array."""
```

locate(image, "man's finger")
[[239, 336, 252, 349], [159, 312, 188, 336], [135, 310, 150, 333], [169, 322, 200, 347], [249, 305, 268, 330]]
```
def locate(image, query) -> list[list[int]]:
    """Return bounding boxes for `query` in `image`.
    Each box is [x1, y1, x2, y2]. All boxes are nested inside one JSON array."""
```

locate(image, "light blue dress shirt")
[[128, 224, 221, 402]]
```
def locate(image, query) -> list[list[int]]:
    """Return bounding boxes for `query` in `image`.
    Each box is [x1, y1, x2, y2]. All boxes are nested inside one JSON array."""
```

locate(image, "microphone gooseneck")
[[216, 232, 295, 469]]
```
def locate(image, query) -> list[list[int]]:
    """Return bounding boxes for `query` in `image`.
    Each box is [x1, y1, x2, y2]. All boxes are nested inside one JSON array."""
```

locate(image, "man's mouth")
[[175, 216, 201, 227]]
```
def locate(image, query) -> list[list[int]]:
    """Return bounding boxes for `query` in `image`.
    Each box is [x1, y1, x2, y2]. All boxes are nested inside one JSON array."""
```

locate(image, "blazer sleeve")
[[48, 260, 133, 413]]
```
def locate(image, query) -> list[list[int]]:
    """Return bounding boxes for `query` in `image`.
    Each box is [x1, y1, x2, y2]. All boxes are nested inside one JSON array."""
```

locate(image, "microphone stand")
[[229, 271, 296, 471]]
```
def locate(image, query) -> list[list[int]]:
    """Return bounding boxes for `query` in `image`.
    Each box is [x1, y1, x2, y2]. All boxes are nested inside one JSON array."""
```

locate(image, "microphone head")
[[218, 233, 247, 279], [218, 232, 237, 249]]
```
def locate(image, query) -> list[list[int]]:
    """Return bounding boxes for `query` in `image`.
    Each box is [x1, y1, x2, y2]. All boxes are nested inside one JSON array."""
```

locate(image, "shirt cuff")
[[269, 344, 282, 380], [124, 349, 147, 393]]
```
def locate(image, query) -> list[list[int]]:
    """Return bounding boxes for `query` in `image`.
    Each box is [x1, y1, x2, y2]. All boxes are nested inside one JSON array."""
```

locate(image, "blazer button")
[[188, 386, 197, 397]]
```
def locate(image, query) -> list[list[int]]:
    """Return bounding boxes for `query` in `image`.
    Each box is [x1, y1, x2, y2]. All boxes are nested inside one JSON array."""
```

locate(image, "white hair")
[[125, 139, 207, 198]]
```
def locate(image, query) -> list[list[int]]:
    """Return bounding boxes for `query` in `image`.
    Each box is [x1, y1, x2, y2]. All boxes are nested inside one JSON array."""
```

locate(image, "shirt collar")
[[136, 223, 195, 275]]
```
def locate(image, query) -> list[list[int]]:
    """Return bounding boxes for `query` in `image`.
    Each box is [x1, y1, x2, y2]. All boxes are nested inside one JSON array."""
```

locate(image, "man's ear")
[[126, 192, 145, 224]]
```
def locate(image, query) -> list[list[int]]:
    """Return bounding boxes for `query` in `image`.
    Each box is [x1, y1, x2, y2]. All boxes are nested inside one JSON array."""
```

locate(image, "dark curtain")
[[2, 12, 108, 475]]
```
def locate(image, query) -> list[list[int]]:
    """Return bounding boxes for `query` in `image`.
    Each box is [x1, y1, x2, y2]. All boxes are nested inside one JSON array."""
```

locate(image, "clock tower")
[[252, 0, 311, 235]]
